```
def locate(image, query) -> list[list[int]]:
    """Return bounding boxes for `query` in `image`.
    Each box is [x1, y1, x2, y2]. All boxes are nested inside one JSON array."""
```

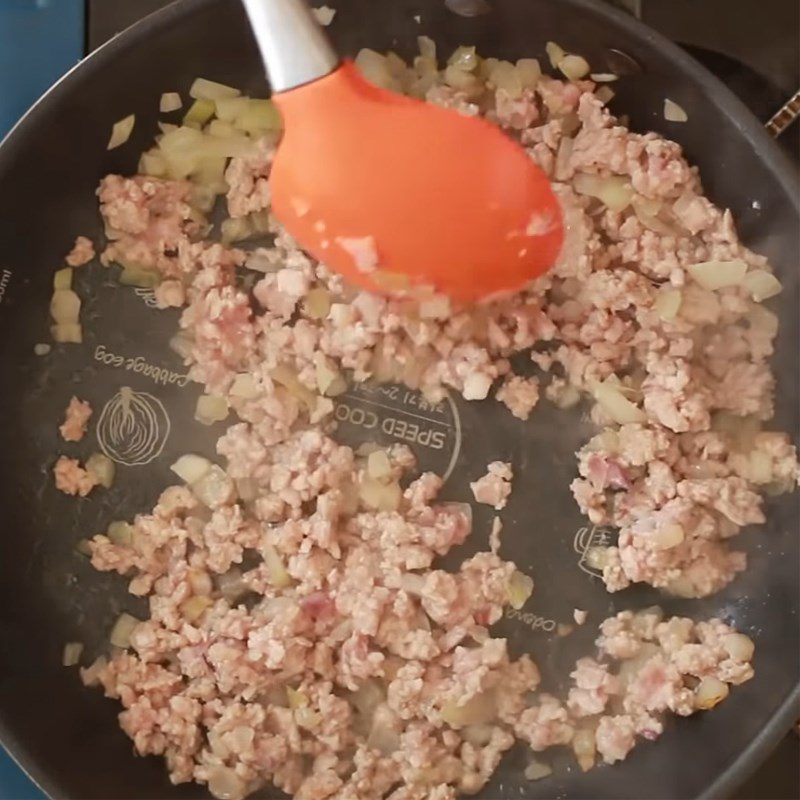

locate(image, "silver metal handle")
[[241, 0, 339, 93]]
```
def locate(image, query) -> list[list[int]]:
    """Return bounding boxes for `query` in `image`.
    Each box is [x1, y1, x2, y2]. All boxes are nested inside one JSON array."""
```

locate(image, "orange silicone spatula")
[[242, 0, 563, 304]]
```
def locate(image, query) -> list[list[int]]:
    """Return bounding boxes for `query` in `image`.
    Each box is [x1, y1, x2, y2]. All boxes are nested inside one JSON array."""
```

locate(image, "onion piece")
[[180, 595, 214, 623], [559, 54, 590, 81], [664, 98, 688, 122], [109, 613, 140, 648], [234, 99, 282, 135], [107, 521, 133, 547], [159, 92, 182, 113], [62, 642, 84, 667], [687, 259, 747, 290], [53, 268, 72, 290], [107, 114, 135, 150], [207, 766, 246, 800], [417, 35, 436, 62], [189, 77, 240, 102], [34, 343, 51, 356], [448, 45, 479, 72], [367, 450, 392, 481], [118, 267, 160, 288], [506, 570, 534, 609], [51, 323, 82, 344], [654, 287, 682, 321], [183, 98, 216, 129], [722, 633, 754, 662], [524, 760, 553, 781], [545, 41, 566, 69], [573, 173, 633, 212], [271, 365, 317, 410], [741, 269, 782, 301], [441, 690, 496, 727], [171, 454, 213, 484], [302, 287, 332, 320], [192, 465, 236, 509], [229, 373, 259, 400], [86, 453, 115, 488], [264, 544, 291, 588], [516, 58, 542, 89], [572, 728, 596, 772], [50, 289, 81, 324], [593, 378, 646, 424], [359, 475, 402, 512], [595, 86, 615, 105], [590, 72, 618, 82], [695, 676, 729, 709], [311, 5, 336, 25], [195, 394, 229, 425]]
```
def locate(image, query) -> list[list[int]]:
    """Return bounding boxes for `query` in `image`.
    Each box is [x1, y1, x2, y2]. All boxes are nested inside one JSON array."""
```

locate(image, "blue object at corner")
[[0, 0, 84, 138]]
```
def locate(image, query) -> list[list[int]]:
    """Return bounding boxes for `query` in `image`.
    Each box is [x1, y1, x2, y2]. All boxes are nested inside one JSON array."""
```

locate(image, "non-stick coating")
[[0, 1, 797, 798]]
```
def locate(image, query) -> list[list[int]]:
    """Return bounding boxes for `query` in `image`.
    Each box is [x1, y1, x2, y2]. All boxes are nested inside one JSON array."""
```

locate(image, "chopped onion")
[[595, 85, 615, 105], [50, 289, 81, 324], [355, 49, 400, 91], [170, 453, 213, 484], [53, 267, 72, 290], [234, 99, 282, 135], [62, 642, 84, 667], [488, 60, 523, 99], [592, 378, 646, 424], [107, 521, 133, 547], [183, 98, 215, 129], [34, 343, 51, 356], [559, 54, 590, 81], [650, 522, 685, 550], [302, 287, 332, 320], [221, 216, 253, 244], [107, 114, 135, 150], [654, 287, 682, 321], [741, 269, 782, 301], [418, 294, 451, 320], [524, 760, 553, 781], [51, 323, 82, 344], [315, 356, 347, 397], [722, 633, 754, 662], [264, 543, 291, 588], [545, 41, 566, 69], [139, 150, 167, 177], [180, 595, 213, 623], [444, 64, 480, 92], [159, 92, 182, 113], [229, 373, 259, 400], [207, 766, 246, 800], [367, 450, 392, 481], [359, 475, 402, 512], [214, 96, 249, 122], [192, 465, 236, 509], [271, 365, 317, 410], [195, 394, 229, 425], [367, 707, 401, 755], [109, 613, 140, 648], [448, 45, 478, 72], [516, 58, 542, 89], [86, 453, 115, 488], [572, 727, 596, 772], [573, 173, 633, 212], [695, 676, 729, 709], [590, 73, 618, 82], [506, 570, 534, 609], [664, 98, 688, 122], [441, 690, 496, 727], [687, 259, 747, 290], [189, 77, 240, 102], [417, 35, 437, 62], [119, 267, 160, 288], [311, 5, 336, 25]]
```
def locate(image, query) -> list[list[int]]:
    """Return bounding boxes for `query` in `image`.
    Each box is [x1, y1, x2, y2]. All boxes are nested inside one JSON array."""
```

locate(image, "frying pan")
[[0, 0, 797, 798]]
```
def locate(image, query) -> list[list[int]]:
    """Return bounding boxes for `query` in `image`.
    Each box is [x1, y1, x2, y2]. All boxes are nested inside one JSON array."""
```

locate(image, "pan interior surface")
[[0, 1, 797, 799]]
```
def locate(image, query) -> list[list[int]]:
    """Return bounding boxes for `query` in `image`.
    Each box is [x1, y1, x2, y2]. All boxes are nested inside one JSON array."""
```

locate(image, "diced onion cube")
[[741, 269, 782, 301], [159, 92, 183, 113], [86, 453, 115, 488], [183, 98, 216, 128], [50, 289, 81, 324], [559, 54, 590, 81], [195, 394, 229, 425], [53, 268, 72, 290], [687, 260, 747, 290], [62, 642, 84, 667], [109, 613, 140, 648], [189, 77, 240, 101], [664, 98, 688, 122], [593, 378, 646, 424], [107, 114, 135, 150], [170, 454, 213, 484]]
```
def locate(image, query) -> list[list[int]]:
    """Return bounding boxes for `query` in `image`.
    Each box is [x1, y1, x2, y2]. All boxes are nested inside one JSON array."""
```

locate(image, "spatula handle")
[[241, 0, 339, 93]]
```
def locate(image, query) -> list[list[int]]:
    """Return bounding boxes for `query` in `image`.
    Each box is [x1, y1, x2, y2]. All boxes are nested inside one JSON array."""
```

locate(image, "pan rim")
[[0, 0, 797, 798]]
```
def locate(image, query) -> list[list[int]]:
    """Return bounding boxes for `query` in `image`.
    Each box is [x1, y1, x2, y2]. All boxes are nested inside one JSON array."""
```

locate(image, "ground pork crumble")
[[54, 37, 797, 800]]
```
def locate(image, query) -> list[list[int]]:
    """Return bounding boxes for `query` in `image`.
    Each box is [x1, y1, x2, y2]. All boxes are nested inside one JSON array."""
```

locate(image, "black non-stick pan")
[[0, 0, 797, 798]]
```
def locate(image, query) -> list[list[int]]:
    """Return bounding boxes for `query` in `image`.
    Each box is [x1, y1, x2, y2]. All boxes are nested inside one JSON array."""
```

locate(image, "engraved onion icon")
[[96, 386, 170, 466]]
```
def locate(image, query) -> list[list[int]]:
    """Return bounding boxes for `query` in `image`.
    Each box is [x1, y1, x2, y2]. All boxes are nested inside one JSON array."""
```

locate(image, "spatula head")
[[271, 62, 563, 303]]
